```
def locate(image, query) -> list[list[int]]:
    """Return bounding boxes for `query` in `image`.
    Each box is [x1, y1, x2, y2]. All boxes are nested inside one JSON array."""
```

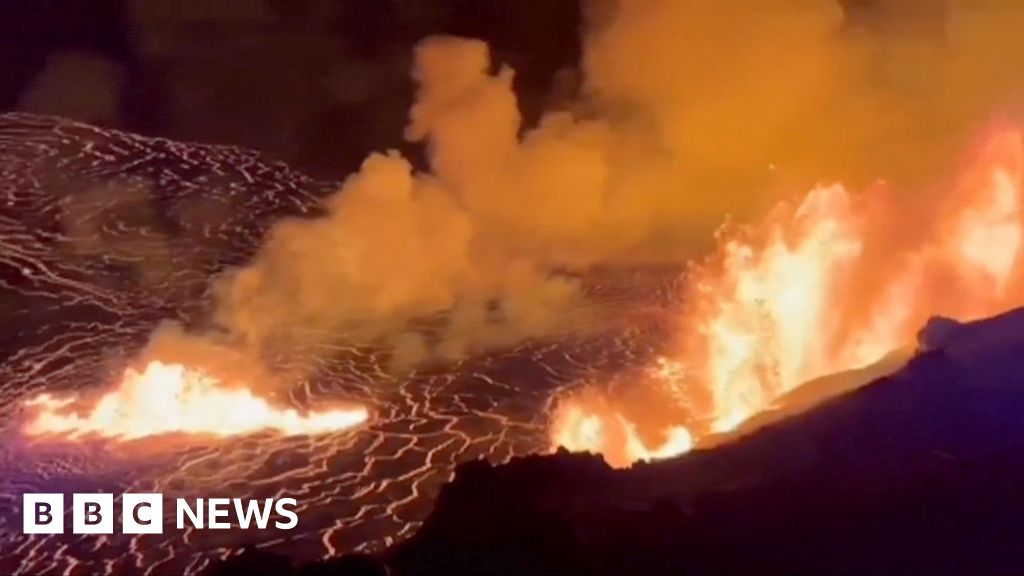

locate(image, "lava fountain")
[[23, 360, 370, 440], [553, 128, 1024, 466]]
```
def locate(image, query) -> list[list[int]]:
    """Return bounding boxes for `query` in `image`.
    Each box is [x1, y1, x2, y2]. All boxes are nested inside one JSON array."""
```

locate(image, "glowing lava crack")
[[23, 361, 370, 440]]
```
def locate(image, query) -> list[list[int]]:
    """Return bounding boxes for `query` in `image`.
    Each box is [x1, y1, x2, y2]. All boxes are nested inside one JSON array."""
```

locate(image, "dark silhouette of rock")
[[383, 452, 612, 576], [298, 554, 390, 576], [203, 305, 1024, 575], [205, 546, 292, 576], [205, 548, 390, 576]]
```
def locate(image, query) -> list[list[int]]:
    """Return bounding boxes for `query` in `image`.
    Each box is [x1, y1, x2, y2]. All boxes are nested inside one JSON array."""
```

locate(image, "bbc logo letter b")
[[23, 494, 63, 534], [73, 493, 114, 534]]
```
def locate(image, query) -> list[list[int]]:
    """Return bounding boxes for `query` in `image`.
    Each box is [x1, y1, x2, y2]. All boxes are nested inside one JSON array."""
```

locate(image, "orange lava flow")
[[23, 361, 370, 440], [552, 128, 1024, 467], [549, 386, 694, 469]]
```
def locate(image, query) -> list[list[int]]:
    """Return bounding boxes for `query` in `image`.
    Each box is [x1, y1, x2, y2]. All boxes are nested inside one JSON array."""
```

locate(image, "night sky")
[[0, 0, 583, 178], [0, 1, 940, 181]]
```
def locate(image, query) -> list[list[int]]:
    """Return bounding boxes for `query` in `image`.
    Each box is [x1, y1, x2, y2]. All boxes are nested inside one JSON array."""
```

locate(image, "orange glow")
[[23, 361, 369, 440], [550, 392, 693, 469], [552, 128, 1024, 467]]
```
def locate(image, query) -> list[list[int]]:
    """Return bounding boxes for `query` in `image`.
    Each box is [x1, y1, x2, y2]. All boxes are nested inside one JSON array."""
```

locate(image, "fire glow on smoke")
[[19, 129, 1024, 469], [552, 129, 1024, 468], [24, 361, 369, 440]]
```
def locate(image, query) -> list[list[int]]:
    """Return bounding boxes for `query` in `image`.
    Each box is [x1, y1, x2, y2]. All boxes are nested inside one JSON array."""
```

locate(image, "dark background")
[[0, 0, 584, 179], [0, 1, 938, 181]]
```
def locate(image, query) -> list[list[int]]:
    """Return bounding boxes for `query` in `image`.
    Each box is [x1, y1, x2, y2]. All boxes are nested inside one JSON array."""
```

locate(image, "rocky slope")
[[210, 307, 1024, 575]]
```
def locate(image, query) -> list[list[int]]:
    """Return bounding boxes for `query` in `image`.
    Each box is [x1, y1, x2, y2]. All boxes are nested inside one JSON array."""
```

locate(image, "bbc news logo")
[[23, 493, 298, 534]]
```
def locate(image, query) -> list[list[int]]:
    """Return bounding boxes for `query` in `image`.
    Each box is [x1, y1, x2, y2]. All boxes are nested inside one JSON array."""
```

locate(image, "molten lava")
[[553, 128, 1024, 466], [549, 388, 694, 468], [24, 361, 369, 440]]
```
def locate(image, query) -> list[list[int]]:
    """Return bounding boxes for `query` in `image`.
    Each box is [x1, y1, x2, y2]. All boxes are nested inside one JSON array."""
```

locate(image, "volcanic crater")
[[0, 113, 684, 575]]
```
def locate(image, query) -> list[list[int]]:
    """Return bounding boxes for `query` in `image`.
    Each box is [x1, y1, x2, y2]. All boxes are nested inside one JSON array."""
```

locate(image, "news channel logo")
[[22, 493, 298, 534]]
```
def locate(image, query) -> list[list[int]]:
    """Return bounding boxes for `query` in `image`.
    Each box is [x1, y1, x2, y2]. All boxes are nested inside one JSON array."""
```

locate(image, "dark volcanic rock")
[[386, 452, 614, 576], [388, 358, 1024, 573], [209, 305, 1024, 576], [206, 546, 389, 576]]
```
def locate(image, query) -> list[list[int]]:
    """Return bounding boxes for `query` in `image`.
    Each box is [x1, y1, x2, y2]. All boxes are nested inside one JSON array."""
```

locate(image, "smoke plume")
[[149, 1, 1024, 378]]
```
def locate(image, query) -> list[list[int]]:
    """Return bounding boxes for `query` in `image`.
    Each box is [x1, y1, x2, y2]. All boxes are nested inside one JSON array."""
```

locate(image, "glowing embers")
[[24, 361, 369, 441]]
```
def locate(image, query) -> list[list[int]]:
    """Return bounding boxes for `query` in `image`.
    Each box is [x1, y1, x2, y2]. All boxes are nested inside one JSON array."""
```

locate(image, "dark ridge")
[[205, 308, 1024, 575]]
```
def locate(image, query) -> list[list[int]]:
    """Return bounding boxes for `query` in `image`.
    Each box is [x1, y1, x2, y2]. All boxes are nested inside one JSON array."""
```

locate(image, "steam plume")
[[151, 1, 1024, 377]]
